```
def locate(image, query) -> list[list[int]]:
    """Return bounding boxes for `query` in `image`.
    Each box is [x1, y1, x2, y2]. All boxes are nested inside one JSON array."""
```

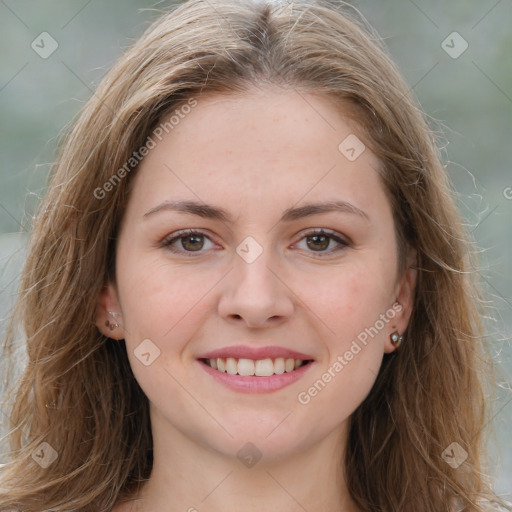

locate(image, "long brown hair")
[[1, 0, 508, 510]]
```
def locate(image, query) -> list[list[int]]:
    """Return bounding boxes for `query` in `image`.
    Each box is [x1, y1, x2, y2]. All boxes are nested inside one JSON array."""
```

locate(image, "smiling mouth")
[[199, 357, 313, 377]]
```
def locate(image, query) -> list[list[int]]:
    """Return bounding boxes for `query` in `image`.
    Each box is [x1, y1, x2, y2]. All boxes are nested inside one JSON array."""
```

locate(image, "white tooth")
[[217, 358, 226, 372], [285, 358, 295, 372], [294, 359, 302, 370], [226, 357, 237, 375], [274, 357, 285, 374], [255, 358, 274, 377], [209, 358, 218, 370], [237, 358, 255, 376]]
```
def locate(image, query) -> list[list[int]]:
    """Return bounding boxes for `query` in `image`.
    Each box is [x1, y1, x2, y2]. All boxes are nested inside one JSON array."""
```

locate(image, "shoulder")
[[476, 500, 512, 512], [485, 500, 512, 511], [112, 503, 133, 512], [453, 499, 512, 512]]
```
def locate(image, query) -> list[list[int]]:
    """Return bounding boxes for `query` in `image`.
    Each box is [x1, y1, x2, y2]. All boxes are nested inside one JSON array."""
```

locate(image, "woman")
[[1, 0, 509, 510]]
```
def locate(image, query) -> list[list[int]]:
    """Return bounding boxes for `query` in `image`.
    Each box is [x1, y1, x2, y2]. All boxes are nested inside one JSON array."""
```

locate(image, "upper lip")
[[198, 345, 314, 361]]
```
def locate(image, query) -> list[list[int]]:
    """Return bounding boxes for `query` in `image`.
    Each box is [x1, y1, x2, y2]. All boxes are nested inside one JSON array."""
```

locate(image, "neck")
[[123, 410, 360, 512]]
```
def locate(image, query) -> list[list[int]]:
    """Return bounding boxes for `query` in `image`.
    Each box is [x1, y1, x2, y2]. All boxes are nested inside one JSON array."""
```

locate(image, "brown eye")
[[180, 234, 205, 251], [161, 229, 216, 255], [295, 229, 350, 256], [306, 233, 331, 251]]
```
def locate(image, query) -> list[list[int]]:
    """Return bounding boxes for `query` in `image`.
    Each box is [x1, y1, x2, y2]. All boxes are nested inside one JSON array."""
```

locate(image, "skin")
[[97, 86, 416, 512]]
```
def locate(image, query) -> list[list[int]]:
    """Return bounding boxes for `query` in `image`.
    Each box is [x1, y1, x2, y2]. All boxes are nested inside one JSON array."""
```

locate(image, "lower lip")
[[198, 360, 314, 393]]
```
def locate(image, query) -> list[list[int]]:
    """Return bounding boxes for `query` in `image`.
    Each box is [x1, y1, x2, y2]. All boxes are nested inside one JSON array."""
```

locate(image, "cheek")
[[298, 269, 391, 418], [311, 261, 395, 338], [303, 260, 395, 396], [116, 252, 221, 349], [115, 258, 220, 404]]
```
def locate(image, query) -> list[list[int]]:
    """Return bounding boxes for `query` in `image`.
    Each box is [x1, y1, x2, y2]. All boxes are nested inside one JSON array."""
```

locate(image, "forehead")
[[166, 88, 356, 157], [126, 88, 389, 223]]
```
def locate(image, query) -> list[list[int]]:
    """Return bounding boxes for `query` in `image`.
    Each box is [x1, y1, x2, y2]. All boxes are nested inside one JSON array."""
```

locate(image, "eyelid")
[[160, 228, 218, 249], [291, 228, 351, 255], [294, 227, 351, 245], [160, 227, 351, 256]]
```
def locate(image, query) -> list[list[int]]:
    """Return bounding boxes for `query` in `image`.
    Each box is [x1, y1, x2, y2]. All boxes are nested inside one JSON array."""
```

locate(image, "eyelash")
[[160, 228, 350, 258]]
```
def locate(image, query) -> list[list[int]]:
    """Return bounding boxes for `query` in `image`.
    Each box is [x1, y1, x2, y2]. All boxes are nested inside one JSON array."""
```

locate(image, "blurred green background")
[[0, 0, 510, 497]]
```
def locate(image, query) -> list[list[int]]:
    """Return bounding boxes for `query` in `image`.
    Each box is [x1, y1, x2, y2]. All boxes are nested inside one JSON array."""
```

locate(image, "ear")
[[95, 281, 125, 340], [384, 247, 417, 354]]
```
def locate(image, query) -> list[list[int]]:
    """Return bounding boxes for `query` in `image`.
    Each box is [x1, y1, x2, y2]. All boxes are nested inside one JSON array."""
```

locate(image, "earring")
[[390, 331, 403, 347], [105, 311, 120, 331]]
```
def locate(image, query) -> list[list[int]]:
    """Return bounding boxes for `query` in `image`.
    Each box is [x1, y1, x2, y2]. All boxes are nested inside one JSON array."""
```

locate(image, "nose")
[[217, 244, 295, 328]]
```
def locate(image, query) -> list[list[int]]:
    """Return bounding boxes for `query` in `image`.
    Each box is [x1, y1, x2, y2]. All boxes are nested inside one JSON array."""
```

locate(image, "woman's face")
[[97, 87, 415, 462]]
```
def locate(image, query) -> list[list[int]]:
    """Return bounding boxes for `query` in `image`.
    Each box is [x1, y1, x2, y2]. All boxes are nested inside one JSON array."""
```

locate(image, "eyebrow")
[[143, 199, 370, 223]]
